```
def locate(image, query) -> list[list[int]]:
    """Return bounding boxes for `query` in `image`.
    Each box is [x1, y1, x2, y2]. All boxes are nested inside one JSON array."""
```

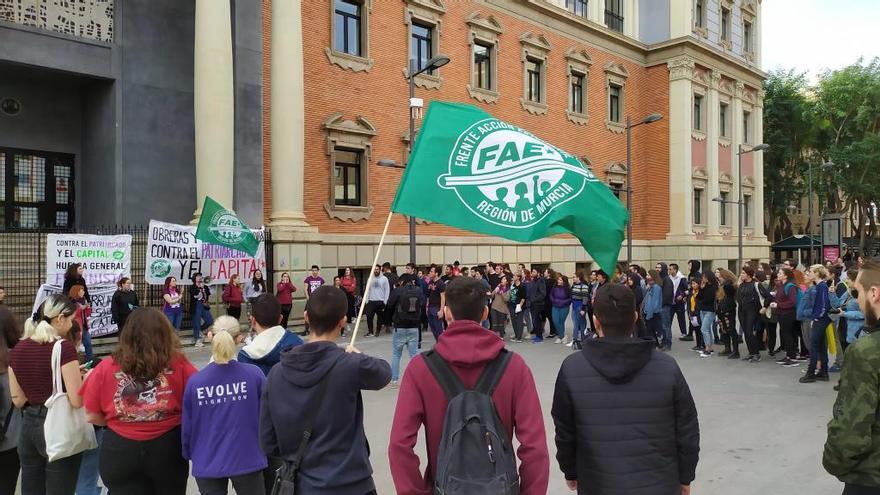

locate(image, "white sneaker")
[[699, 351, 712, 358], [194, 340, 205, 348], [554, 338, 563, 344], [565, 341, 574, 347], [390, 380, 399, 389]]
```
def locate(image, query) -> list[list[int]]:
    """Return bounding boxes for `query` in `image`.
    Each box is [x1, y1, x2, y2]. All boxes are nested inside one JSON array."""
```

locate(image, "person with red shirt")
[[80, 307, 197, 494], [389, 276, 549, 495], [222, 274, 245, 320], [276, 272, 297, 330], [8, 295, 83, 495], [340, 267, 358, 328]]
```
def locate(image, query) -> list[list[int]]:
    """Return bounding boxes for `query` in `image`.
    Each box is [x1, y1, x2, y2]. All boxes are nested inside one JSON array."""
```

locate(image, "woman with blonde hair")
[[182, 315, 267, 494], [8, 294, 83, 494], [80, 308, 197, 494]]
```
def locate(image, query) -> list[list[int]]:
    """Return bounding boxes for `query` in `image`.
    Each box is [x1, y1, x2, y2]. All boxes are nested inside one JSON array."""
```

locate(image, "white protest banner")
[[46, 234, 132, 286], [146, 219, 266, 285], [32, 284, 122, 338]]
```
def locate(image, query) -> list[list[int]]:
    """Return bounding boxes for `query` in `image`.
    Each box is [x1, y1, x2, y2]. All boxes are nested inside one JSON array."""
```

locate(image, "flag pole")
[[348, 210, 395, 348]]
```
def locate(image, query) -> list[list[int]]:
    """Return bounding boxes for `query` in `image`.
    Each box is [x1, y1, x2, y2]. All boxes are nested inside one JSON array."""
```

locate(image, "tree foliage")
[[763, 59, 880, 252]]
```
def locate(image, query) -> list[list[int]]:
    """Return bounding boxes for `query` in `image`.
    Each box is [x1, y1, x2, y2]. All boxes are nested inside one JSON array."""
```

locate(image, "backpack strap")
[[423, 350, 466, 399], [473, 349, 512, 396]]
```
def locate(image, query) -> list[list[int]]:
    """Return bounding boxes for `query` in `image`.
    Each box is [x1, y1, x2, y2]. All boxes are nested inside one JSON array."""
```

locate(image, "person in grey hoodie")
[[261, 286, 390, 495]]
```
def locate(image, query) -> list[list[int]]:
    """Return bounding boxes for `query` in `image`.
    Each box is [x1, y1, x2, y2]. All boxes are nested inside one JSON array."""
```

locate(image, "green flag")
[[195, 196, 259, 257], [391, 102, 628, 271]]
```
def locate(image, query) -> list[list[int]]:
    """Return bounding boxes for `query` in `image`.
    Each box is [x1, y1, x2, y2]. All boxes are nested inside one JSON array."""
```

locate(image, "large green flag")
[[391, 102, 628, 271], [195, 196, 259, 257]]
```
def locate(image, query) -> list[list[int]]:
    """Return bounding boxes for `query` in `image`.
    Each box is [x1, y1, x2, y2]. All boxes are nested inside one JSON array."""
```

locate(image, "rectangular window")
[[695, 0, 704, 28], [694, 95, 703, 131], [411, 22, 434, 74], [744, 195, 751, 227], [743, 111, 751, 143], [609, 84, 622, 122], [473, 42, 492, 90], [719, 103, 729, 137], [526, 58, 542, 103], [605, 0, 623, 32], [721, 7, 730, 41], [571, 71, 585, 114], [1, 148, 75, 229], [333, 148, 362, 206], [694, 188, 702, 224], [567, 0, 588, 18], [743, 21, 753, 52], [720, 192, 729, 225], [334, 0, 361, 56]]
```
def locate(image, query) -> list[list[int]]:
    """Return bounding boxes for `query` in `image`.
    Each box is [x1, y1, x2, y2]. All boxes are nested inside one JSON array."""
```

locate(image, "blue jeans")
[[571, 301, 587, 341], [810, 316, 831, 374], [192, 304, 214, 341], [81, 327, 94, 362], [164, 309, 183, 330], [392, 328, 420, 381], [700, 311, 717, 350], [552, 306, 570, 340], [76, 427, 104, 495], [427, 307, 444, 342], [660, 305, 673, 347]]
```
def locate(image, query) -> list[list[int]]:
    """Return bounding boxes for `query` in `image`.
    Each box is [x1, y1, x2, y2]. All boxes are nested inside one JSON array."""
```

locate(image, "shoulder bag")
[[44, 340, 97, 462]]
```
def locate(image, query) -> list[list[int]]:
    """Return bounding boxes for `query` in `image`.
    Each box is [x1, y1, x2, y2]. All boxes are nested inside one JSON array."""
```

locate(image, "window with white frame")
[[721, 6, 731, 42], [720, 191, 729, 225], [743, 110, 752, 143], [327, 0, 373, 72], [605, 0, 623, 32], [566, 0, 588, 18], [694, 0, 705, 28], [466, 12, 502, 104], [520, 32, 551, 115], [609, 84, 622, 122], [744, 194, 751, 227], [694, 188, 703, 224]]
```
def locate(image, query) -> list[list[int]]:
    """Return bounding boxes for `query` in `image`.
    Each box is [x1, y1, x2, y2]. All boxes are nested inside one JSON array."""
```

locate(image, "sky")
[[761, 0, 880, 79]]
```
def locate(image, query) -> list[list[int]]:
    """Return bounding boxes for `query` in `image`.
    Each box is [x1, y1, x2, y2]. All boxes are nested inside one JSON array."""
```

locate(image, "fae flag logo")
[[438, 118, 599, 229], [209, 210, 248, 244]]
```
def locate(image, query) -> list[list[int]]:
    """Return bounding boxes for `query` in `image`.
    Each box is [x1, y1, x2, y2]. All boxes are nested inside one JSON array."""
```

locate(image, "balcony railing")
[[0, 0, 114, 42], [605, 10, 623, 32]]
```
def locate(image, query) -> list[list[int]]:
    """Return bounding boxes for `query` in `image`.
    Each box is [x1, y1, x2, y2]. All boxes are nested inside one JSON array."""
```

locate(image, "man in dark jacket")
[[552, 283, 699, 495], [655, 262, 675, 350], [387, 275, 426, 388], [389, 276, 550, 495], [529, 268, 548, 342], [260, 286, 391, 495]]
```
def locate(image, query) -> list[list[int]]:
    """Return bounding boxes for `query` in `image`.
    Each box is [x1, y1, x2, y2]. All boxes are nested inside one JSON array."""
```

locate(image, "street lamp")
[[715, 143, 769, 274], [378, 55, 450, 266], [624, 113, 663, 266]]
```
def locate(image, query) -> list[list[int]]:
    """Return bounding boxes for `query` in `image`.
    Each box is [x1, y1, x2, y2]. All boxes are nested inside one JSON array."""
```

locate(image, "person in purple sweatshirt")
[[260, 286, 391, 495], [182, 315, 267, 494], [550, 274, 573, 345]]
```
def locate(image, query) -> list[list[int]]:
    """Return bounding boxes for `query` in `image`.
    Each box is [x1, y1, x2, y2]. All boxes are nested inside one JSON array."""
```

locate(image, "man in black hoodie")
[[552, 283, 700, 495], [260, 286, 391, 495]]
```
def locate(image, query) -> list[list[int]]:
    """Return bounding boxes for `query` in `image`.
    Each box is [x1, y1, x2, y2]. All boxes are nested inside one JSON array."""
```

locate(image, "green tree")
[[762, 70, 816, 243]]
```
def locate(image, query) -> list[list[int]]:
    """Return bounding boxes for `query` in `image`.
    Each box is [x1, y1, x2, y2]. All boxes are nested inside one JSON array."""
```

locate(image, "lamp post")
[[378, 55, 450, 266], [715, 143, 769, 273], [624, 113, 663, 266]]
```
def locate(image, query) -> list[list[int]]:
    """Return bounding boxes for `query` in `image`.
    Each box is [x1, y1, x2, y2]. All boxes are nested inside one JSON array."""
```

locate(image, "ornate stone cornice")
[[465, 11, 502, 35], [323, 113, 377, 136], [668, 56, 695, 82], [520, 32, 551, 52], [565, 47, 593, 67]]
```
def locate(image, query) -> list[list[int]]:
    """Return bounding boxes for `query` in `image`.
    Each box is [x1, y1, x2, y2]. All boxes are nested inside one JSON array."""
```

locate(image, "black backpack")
[[396, 286, 423, 323], [423, 349, 519, 495]]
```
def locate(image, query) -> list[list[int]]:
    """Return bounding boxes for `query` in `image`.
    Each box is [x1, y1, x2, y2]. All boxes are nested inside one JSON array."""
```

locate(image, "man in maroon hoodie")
[[389, 276, 550, 495]]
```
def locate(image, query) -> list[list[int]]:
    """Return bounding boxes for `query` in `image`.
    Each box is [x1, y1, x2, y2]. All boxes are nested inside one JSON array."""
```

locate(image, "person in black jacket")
[[529, 268, 548, 343], [736, 266, 764, 363], [260, 286, 390, 495], [552, 283, 699, 495], [654, 262, 675, 350], [386, 275, 425, 388], [62, 263, 91, 305], [716, 271, 739, 358], [110, 277, 139, 332]]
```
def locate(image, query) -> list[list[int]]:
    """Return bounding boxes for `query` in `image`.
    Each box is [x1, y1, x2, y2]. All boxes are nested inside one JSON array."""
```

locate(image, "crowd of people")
[[0, 254, 878, 494]]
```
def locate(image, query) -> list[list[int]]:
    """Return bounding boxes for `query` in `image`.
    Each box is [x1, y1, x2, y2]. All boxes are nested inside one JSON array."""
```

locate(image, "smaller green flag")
[[195, 196, 259, 257]]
